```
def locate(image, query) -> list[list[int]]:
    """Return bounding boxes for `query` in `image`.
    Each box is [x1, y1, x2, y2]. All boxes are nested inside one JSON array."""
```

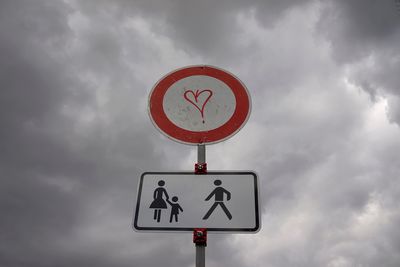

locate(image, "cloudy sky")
[[1, 0, 400, 266]]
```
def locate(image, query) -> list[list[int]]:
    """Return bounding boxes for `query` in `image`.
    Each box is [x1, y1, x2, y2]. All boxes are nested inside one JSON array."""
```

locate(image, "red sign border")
[[148, 65, 251, 145]]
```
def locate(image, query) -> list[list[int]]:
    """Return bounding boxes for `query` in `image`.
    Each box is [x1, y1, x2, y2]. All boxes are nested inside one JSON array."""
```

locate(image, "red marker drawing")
[[183, 89, 213, 123]]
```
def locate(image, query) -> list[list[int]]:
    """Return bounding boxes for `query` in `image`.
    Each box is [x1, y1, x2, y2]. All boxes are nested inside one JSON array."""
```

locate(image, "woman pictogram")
[[149, 180, 169, 222]]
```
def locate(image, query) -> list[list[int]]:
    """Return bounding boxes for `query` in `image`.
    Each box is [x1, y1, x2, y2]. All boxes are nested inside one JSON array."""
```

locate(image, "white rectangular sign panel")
[[133, 172, 260, 232]]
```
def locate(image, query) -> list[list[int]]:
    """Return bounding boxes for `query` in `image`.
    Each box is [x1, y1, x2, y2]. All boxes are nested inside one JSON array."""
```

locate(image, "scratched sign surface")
[[163, 75, 236, 131], [148, 65, 251, 145]]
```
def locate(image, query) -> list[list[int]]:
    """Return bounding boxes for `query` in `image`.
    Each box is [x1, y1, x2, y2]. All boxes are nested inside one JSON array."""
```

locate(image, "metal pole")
[[196, 244, 205, 267], [197, 144, 206, 164], [196, 144, 206, 267]]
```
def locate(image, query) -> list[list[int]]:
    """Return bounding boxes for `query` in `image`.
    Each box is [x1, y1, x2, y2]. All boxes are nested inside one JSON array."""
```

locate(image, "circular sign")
[[148, 65, 251, 145]]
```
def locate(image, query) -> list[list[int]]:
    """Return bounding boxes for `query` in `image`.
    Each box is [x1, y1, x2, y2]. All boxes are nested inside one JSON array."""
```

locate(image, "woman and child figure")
[[149, 180, 183, 223]]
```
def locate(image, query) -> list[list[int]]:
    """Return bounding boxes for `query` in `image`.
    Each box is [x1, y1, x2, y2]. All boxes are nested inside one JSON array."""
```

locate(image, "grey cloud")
[[163, 0, 313, 60], [317, 0, 400, 63], [317, 0, 400, 125], [0, 1, 85, 265], [74, 0, 313, 62], [0, 0, 166, 266], [2, 0, 400, 266]]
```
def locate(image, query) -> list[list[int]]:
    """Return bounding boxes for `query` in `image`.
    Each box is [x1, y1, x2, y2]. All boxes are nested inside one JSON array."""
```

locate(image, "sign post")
[[136, 65, 256, 267], [195, 145, 206, 267]]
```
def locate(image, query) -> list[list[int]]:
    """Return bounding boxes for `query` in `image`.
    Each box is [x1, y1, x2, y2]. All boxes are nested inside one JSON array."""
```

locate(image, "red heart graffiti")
[[183, 89, 213, 123]]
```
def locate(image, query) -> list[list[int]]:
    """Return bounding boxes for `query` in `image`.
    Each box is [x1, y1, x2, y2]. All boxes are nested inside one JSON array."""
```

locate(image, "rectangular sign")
[[133, 171, 260, 232]]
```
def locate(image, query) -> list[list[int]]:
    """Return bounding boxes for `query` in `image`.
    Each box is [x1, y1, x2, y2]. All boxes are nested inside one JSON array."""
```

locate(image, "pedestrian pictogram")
[[168, 196, 183, 223], [203, 180, 232, 220], [149, 180, 169, 222], [149, 180, 183, 223], [133, 172, 260, 232]]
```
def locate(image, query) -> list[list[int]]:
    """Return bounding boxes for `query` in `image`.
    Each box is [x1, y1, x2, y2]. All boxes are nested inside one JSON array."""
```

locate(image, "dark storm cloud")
[[75, 0, 312, 62], [318, 0, 400, 124], [2, 0, 400, 267], [0, 0, 164, 266], [0, 0, 88, 264], [162, 0, 312, 61], [318, 0, 400, 63]]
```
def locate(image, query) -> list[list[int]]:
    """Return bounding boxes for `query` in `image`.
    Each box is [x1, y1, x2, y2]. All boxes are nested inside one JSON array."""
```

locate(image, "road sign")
[[148, 65, 251, 145], [133, 172, 260, 232]]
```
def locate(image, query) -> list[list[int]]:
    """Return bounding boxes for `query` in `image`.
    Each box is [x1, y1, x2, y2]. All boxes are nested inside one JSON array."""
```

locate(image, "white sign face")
[[163, 75, 236, 131], [133, 172, 260, 232]]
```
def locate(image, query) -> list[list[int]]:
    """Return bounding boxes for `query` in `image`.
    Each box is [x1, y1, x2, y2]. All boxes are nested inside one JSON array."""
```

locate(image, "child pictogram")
[[167, 196, 183, 223]]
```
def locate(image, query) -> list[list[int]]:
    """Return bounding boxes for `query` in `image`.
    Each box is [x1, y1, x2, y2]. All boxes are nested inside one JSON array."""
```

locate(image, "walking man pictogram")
[[202, 179, 232, 220]]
